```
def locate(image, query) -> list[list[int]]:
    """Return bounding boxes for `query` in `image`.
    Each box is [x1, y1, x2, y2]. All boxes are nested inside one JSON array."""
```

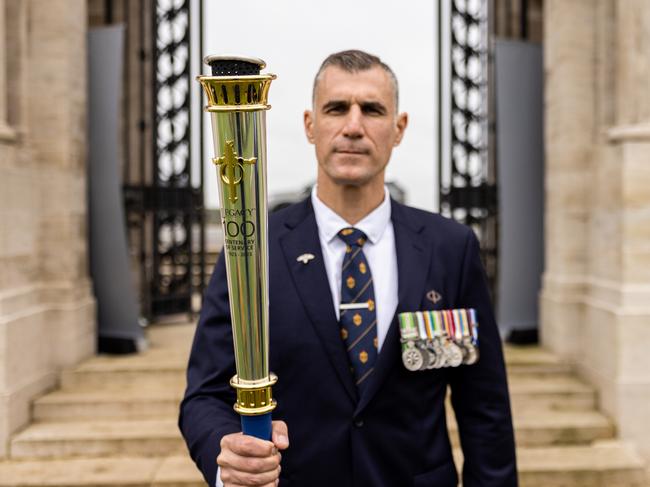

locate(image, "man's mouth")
[[335, 148, 369, 155]]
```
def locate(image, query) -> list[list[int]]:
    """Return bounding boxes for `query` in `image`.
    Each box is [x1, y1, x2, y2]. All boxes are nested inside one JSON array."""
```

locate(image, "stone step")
[[60, 345, 569, 391], [60, 368, 186, 392], [0, 443, 646, 487], [504, 345, 573, 378], [506, 363, 574, 378], [144, 323, 196, 349], [504, 349, 572, 375], [452, 441, 648, 486], [448, 410, 615, 448], [0, 455, 204, 487], [32, 389, 184, 422], [40, 372, 594, 423], [14, 407, 614, 461], [59, 333, 566, 393], [60, 352, 187, 391], [514, 441, 649, 486], [10, 419, 184, 459], [507, 374, 597, 411]]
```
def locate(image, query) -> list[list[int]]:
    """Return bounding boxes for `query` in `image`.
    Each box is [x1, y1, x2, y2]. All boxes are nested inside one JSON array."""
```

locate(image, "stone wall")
[[541, 0, 650, 459], [0, 0, 95, 457]]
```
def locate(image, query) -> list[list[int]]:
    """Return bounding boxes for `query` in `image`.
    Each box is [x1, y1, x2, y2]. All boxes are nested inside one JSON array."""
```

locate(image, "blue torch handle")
[[241, 413, 273, 441]]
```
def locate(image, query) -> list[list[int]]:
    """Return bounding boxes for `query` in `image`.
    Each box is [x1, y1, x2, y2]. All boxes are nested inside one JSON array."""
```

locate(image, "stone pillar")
[[542, 0, 650, 460], [539, 0, 596, 358], [0, 0, 95, 458], [596, 0, 650, 459]]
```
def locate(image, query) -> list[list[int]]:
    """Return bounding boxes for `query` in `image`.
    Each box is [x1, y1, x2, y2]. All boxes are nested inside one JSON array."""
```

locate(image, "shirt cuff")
[[216, 466, 224, 487]]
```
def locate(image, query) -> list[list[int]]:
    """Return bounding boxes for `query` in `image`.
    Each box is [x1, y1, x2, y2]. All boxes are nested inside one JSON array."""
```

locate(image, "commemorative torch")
[[198, 56, 277, 440]]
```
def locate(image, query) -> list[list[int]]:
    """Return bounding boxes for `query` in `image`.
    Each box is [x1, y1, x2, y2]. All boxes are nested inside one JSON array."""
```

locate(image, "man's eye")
[[325, 105, 347, 114], [362, 105, 386, 116]]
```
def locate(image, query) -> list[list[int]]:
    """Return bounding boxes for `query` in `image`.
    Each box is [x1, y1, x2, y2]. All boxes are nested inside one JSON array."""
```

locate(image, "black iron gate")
[[438, 0, 498, 300], [120, 0, 206, 321]]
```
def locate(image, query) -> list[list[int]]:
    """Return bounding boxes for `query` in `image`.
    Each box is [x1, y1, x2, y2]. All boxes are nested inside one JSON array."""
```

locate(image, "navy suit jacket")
[[180, 198, 517, 487]]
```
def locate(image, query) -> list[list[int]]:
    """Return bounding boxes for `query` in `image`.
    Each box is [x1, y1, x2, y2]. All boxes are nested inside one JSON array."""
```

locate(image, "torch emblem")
[[213, 140, 257, 203]]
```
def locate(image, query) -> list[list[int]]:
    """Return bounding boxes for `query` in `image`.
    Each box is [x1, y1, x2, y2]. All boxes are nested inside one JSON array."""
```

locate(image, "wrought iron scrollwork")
[[441, 0, 497, 297], [150, 0, 203, 317]]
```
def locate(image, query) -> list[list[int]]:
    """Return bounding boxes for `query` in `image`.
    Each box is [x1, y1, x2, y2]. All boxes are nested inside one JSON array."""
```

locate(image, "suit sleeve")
[[448, 229, 518, 486], [179, 255, 241, 487]]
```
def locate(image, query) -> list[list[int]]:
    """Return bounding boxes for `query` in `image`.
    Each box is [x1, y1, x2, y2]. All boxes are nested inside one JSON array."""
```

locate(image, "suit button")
[[354, 419, 364, 428]]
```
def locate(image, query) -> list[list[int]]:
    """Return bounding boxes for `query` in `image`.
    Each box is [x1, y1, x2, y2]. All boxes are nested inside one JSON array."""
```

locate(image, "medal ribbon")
[[399, 313, 419, 341], [442, 310, 452, 338], [452, 310, 463, 341], [398, 308, 480, 354], [415, 312, 427, 340], [458, 309, 469, 339], [422, 311, 433, 339], [469, 308, 479, 345], [432, 311, 442, 338]]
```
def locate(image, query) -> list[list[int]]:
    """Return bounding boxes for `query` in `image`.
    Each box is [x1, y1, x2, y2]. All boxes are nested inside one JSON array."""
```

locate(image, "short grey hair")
[[312, 49, 399, 110]]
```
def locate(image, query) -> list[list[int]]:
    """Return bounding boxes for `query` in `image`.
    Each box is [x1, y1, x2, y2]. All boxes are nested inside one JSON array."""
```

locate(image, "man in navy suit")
[[180, 50, 517, 487]]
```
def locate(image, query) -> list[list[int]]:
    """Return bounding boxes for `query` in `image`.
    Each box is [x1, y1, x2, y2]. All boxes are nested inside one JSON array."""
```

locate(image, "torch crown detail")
[[199, 55, 276, 112]]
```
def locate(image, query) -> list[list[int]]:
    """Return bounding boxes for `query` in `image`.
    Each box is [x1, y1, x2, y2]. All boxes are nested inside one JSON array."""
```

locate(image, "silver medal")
[[402, 341, 425, 371], [464, 339, 479, 365], [446, 342, 464, 367], [431, 337, 446, 369]]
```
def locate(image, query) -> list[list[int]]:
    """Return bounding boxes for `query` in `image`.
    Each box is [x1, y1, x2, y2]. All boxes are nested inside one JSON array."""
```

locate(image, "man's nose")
[[342, 106, 364, 138]]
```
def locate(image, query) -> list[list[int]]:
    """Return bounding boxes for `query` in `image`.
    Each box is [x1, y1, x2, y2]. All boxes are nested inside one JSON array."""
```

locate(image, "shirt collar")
[[311, 185, 392, 245]]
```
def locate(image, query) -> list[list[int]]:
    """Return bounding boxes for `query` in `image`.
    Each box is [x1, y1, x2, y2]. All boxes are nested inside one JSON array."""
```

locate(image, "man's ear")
[[393, 112, 408, 146], [304, 110, 315, 144]]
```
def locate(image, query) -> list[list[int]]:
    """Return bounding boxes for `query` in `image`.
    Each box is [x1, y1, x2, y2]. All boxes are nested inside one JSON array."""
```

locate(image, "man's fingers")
[[221, 432, 276, 457], [217, 448, 280, 474], [224, 483, 278, 487], [271, 421, 289, 450], [220, 465, 281, 486], [225, 483, 277, 487], [218, 430, 284, 486]]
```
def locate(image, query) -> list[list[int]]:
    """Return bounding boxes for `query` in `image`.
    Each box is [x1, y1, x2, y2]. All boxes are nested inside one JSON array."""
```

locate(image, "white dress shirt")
[[217, 187, 399, 486], [311, 186, 399, 352]]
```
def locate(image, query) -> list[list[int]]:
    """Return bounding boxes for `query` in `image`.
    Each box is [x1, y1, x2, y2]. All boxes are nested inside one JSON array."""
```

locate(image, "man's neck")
[[316, 180, 386, 225]]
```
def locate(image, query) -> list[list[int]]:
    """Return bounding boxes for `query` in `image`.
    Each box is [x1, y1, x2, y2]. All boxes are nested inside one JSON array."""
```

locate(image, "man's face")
[[304, 66, 408, 189]]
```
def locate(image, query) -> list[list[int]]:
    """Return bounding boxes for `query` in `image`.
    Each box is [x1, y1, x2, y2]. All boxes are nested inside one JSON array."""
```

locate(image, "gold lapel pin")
[[296, 253, 315, 264]]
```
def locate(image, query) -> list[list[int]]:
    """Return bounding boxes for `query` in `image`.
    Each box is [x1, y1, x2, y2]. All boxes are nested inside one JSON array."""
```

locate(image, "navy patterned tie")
[[338, 227, 377, 391]]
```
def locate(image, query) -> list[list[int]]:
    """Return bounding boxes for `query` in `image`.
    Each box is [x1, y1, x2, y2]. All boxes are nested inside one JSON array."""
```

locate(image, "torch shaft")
[[209, 110, 269, 381]]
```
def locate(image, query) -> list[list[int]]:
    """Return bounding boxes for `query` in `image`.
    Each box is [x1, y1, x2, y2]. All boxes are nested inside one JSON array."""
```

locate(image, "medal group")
[[398, 309, 479, 371]]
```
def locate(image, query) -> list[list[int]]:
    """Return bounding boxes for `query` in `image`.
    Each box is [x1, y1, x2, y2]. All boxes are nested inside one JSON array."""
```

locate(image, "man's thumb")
[[271, 420, 289, 450]]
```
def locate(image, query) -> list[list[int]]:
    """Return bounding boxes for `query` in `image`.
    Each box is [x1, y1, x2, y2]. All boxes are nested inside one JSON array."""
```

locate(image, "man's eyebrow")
[[322, 100, 350, 111], [321, 100, 388, 115], [360, 101, 387, 114]]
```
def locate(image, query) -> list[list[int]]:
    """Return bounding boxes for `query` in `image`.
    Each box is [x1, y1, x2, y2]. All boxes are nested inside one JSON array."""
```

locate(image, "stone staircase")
[[0, 323, 648, 486]]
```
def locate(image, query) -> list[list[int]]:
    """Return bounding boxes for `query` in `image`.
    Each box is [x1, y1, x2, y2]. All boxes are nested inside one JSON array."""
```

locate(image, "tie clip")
[[340, 302, 370, 310]]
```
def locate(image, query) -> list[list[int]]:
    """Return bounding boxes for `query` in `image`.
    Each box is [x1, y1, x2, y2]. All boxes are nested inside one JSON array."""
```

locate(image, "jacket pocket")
[[413, 460, 458, 487]]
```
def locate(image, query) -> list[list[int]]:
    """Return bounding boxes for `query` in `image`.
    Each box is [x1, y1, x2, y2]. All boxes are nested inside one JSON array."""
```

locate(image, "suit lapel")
[[355, 201, 432, 415], [279, 200, 358, 403]]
